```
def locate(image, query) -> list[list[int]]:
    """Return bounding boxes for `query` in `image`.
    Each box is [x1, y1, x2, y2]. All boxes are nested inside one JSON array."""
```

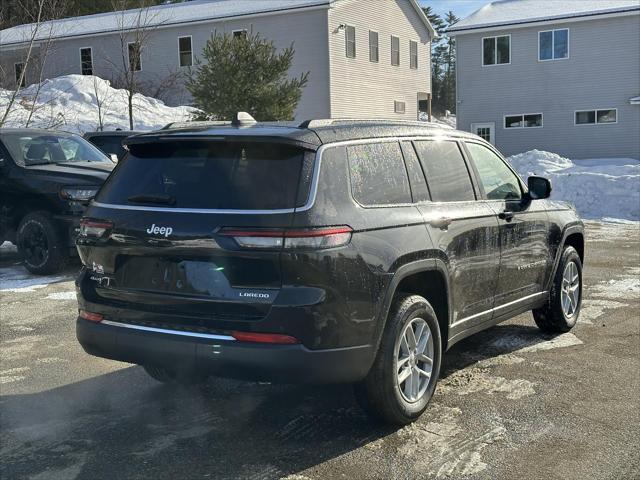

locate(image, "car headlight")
[[60, 186, 100, 201]]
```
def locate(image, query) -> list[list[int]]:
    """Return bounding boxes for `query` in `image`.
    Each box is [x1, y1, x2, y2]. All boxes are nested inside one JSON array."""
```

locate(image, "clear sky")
[[418, 0, 487, 20]]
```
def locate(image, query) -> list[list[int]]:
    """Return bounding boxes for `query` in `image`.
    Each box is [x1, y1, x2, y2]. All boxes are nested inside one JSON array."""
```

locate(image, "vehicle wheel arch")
[[374, 259, 451, 353], [547, 224, 584, 291]]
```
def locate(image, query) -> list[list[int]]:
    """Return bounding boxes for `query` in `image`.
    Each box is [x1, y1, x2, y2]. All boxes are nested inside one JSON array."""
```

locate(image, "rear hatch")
[[77, 138, 315, 323]]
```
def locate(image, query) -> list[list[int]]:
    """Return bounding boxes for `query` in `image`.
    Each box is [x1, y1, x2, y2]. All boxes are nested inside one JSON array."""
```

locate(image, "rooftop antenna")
[[232, 112, 257, 127]]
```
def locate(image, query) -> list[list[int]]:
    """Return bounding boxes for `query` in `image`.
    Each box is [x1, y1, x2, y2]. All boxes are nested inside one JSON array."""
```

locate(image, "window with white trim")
[[394, 100, 406, 114], [483, 35, 510, 65], [391, 35, 400, 66], [233, 29, 247, 40], [504, 113, 543, 129], [539, 29, 568, 61], [369, 30, 379, 62], [410, 40, 418, 69], [14, 62, 26, 87], [575, 109, 617, 125], [345, 25, 356, 58], [128, 42, 141, 71], [178, 36, 192, 67], [80, 47, 93, 75]]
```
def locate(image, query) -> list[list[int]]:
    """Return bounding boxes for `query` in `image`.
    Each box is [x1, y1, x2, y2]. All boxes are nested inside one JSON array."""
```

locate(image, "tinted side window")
[[414, 140, 476, 202], [400, 141, 430, 202], [347, 142, 411, 206], [465, 142, 522, 200]]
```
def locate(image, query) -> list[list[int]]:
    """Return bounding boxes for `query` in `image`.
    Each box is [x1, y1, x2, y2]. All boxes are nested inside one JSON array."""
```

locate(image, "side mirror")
[[527, 176, 551, 200], [109, 154, 119, 163]]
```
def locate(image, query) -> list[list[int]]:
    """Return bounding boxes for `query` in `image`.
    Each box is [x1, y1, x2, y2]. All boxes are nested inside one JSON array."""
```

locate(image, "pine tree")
[[187, 32, 309, 122], [422, 6, 460, 116], [443, 11, 459, 114]]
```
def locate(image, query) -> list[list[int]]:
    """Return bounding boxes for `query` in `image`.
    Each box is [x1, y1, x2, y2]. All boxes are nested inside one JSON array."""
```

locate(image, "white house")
[[0, 0, 436, 121]]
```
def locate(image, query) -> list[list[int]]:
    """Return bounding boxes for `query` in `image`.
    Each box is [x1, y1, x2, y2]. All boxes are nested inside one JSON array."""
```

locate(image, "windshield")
[[96, 140, 314, 210], [88, 135, 128, 160], [1, 132, 110, 166]]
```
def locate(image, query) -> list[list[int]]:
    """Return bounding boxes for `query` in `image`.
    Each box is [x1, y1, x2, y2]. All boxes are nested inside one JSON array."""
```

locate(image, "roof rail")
[[298, 118, 444, 129], [162, 120, 231, 130]]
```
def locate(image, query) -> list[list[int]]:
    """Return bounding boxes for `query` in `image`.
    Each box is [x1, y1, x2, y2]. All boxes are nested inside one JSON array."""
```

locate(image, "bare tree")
[[0, 0, 45, 126], [0, 0, 65, 127], [138, 67, 187, 104], [108, 0, 162, 130], [92, 76, 110, 131]]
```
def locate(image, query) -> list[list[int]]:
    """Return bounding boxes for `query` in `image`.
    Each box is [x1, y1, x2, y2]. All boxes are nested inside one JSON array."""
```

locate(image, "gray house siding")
[[455, 14, 640, 159], [1, 7, 332, 120]]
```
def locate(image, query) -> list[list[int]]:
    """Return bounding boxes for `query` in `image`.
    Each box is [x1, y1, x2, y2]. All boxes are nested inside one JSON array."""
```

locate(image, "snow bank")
[[508, 150, 640, 221], [0, 74, 197, 133], [419, 112, 456, 128]]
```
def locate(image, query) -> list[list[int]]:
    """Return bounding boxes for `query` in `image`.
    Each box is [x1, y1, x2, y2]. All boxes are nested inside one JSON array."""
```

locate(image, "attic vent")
[[394, 101, 406, 114]]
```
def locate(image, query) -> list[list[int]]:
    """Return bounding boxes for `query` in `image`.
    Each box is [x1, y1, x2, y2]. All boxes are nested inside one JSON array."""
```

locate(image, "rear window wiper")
[[127, 194, 176, 206]]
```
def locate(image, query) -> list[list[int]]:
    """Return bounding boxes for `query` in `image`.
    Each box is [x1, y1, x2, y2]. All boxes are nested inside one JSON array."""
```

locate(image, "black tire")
[[533, 246, 582, 333], [143, 365, 208, 386], [16, 211, 67, 275], [355, 294, 442, 426]]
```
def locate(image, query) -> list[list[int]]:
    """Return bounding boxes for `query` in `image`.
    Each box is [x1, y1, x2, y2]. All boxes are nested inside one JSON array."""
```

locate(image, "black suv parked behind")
[[0, 129, 115, 274], [83, 130, 142, 162], [75, 115, 584, 424]]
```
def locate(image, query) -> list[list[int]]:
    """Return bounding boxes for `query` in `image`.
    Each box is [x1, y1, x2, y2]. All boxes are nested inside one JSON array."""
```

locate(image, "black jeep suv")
[[75, 116, 584, 425], [0, 129, 115, 274]]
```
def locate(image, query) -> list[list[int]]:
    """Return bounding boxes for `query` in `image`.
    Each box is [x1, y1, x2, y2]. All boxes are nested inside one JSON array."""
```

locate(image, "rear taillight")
[[79, 309, 104, 322], [231, 331, 299, 344], [79, 218, 113, 238], [219, 226, 352, 250]]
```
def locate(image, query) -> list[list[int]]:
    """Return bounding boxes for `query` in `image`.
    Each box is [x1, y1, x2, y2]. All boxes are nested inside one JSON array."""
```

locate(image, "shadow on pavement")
[[1, 322, 558, 480]]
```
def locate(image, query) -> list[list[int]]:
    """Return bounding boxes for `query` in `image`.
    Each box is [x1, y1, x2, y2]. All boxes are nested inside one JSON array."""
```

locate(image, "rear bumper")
[[76, 318, 374, 384]]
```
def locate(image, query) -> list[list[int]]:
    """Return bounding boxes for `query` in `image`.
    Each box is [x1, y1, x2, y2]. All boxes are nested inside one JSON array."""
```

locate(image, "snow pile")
[[508, 150, 640, 221], [0, 75, 197, 133], [419, 112, 456, 128]]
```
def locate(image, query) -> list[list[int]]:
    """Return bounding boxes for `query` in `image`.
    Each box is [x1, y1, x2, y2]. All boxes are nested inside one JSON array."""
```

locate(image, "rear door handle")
[[429, 217, 452, 230], [498, 211, 515, 222]]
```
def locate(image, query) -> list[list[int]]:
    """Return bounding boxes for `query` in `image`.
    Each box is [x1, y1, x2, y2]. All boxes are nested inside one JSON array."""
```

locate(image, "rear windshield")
[[88, 136, 128, 159], [95, 141, 314, 210]]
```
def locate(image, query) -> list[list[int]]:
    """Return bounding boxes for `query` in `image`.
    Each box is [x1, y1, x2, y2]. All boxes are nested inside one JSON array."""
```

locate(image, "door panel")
[[489, 200, 551, 308], [420, 202, 501, 325], [463, 141, 551, 310]]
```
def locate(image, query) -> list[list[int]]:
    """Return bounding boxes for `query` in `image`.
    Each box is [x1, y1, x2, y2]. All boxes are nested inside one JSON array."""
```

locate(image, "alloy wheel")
[[561, 261, 580, 318], [395, 317, 434, 403]]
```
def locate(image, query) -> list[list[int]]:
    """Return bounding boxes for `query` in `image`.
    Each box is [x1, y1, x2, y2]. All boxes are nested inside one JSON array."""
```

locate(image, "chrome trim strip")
[[452, 291, 548, 327], [101, 320, 236, 341], [91, 202, 295, 215]]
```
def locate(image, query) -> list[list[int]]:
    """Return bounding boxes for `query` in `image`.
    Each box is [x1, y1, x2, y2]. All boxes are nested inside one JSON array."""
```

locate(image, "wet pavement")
[[1, 221, 638, 479]]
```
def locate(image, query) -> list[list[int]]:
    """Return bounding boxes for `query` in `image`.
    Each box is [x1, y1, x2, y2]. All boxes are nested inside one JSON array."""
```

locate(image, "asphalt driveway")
[[1, 221, 638, 480]]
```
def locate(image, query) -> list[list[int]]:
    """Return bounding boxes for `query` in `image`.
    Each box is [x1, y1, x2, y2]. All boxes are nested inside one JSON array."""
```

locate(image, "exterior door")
[[470, 122, 495, 145], [463, 141, 551, 313]]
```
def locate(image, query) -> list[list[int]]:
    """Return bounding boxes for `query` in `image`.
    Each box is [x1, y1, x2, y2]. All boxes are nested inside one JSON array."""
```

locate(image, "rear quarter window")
[[347, 142, 411, 206], [95, 141, 313, 210]]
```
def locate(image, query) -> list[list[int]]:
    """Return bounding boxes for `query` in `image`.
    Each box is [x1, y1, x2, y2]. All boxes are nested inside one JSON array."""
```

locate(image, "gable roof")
[[448, 0, 640, 34], [1, 0, 435, 48], [0, 0, 331, 47]]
